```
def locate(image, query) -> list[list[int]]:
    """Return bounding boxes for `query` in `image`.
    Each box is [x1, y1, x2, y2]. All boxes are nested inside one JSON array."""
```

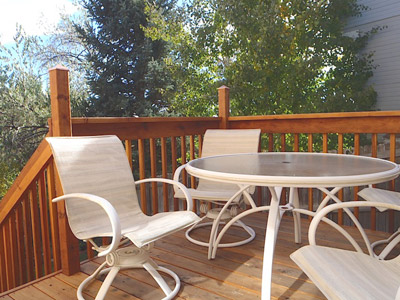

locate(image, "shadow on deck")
[[0, 212, 394, 300]]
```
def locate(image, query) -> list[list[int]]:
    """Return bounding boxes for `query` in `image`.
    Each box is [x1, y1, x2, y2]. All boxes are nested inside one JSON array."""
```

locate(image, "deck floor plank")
[[6, 285, 54, 300], [33, 277, 87, 299], [1, 213, 396, 300], [56, 271, 140, 300]]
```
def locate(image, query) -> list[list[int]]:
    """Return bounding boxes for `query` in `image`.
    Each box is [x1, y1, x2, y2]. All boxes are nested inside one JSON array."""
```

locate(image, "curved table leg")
[[261, 186, 284, 300], [289, 187, 301, 244]]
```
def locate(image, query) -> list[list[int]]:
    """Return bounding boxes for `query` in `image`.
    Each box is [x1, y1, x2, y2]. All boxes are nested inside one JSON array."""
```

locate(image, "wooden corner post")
[[50, 65, 72, 136], [218, 86, 230, 129], [49, 65, 80, 275]]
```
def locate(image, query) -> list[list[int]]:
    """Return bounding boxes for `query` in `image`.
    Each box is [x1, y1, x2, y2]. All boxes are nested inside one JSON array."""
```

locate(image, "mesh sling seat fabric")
[[173, 129, 261, 259], [46, 135, 200, 300], [290, 201, 400, 300]]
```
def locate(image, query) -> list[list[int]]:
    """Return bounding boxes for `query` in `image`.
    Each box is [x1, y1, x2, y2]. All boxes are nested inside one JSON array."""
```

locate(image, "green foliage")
[[0, 22, 90, 199], [145, 0, 224, 116], [146, 0, 378, 116], [0, 32, 50, 198], [75, 0, 175, 117], [31, 11, 91, 117]]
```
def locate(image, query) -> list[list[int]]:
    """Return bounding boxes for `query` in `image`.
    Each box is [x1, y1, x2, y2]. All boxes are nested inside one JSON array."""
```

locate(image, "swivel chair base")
[[78, 246, 180, 300]]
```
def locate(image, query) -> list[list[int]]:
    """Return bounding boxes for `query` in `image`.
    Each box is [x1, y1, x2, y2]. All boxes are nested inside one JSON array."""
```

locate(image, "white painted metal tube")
[[135, 178, 193, 211], [52, 193, 121, 257]]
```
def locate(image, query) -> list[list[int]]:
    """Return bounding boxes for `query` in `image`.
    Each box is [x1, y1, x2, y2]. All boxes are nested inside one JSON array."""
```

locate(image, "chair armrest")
[[135, 177, 193, 211], [308, 201, 400, 256], [172, 164, 187, 193], [52, 193, 121, 257]]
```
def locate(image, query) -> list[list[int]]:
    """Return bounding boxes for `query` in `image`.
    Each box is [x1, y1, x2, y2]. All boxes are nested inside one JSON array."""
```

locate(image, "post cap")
[[49, 65, 69, 72]]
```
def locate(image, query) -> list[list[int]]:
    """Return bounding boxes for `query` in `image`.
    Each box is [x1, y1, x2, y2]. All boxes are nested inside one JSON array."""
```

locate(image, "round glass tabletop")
[[186, 152, 400, 187]]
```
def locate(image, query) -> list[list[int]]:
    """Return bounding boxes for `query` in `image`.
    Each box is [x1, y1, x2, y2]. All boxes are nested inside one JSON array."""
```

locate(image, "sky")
[[0, 0, 79, 45]]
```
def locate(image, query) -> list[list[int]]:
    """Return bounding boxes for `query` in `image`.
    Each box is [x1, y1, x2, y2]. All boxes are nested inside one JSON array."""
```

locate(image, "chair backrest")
[[46, 135, 140, 238], [201, 129, 261, 158], [197, 129, 261, 192]]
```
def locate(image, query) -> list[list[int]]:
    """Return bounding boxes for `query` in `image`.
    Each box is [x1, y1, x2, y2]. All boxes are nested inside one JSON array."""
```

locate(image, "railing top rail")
[[229, 110, 400, 134], [0, 138, 52, 224], [71, 116, 220, 124], [229, 110, 400, 121], [70, 116, 222, 139]]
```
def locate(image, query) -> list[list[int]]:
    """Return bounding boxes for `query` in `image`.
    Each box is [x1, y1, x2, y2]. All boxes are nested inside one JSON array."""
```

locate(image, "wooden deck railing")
[[0, 66, 400, 293]]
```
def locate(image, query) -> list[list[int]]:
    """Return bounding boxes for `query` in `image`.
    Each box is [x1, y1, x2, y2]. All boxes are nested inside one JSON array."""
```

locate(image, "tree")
[[0, 21, 90, 199], [146, 0, 378, 116], [75, 0, 175, 117], [145, 0, 225, 116], [0, 31, 50, 198], [32, 11, 91, 117]]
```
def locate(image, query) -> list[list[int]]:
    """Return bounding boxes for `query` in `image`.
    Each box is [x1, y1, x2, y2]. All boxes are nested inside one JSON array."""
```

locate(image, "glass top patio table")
[[185, 152, 400, 300], [186, 152, 400, 188]]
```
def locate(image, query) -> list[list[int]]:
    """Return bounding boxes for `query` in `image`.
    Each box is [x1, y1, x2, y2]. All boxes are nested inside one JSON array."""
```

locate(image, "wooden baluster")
[[125, 140, 133, 170], [371, 133, 378, 230], [308, 134, 313, 152], [181, 136, 187, 210], [294, 133, 299, 152], [337, 134, 344, 225], [337, 133, 344, 151], [3, 217, 13, 290], [15, 205, 25, 284], [138, 139, 147, 214], [171, 137, 178, 211], [353, 133, 360, 219], [280, 134, 286, 152], [268, 133, 274, 152], [8, 214, 18, 289], [0, 224, 6, 292], [29, 185, 44, 278], [322, 133, 328, 153], [161, 137, 169, 212], [38, 173, 51, 274], [22, 197, 34, 282], [389, 133, 396, 232], [150, 138, 159, 214], [46, 161, 61, 270]]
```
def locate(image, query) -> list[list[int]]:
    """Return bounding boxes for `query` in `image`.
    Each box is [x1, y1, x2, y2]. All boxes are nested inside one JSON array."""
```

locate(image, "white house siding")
[[345, 0, 400, 111]]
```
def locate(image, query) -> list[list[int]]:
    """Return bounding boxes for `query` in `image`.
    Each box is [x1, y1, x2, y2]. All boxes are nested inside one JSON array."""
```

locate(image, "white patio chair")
[[46, 135, 200, 300], [358, 187, 400, 259], [173, 129, 261, 258], [290, 201, 400, 300]]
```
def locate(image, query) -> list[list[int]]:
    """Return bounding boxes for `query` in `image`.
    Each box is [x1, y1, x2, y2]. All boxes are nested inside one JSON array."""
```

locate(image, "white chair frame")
[[47, 136, 200, 300], [291, 201, 400, 300], [173, 129, 261, 259]]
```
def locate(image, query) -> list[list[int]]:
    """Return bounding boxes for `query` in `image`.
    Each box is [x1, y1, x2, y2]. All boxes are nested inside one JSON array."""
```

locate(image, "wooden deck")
[[0, 212, 394, 300]]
